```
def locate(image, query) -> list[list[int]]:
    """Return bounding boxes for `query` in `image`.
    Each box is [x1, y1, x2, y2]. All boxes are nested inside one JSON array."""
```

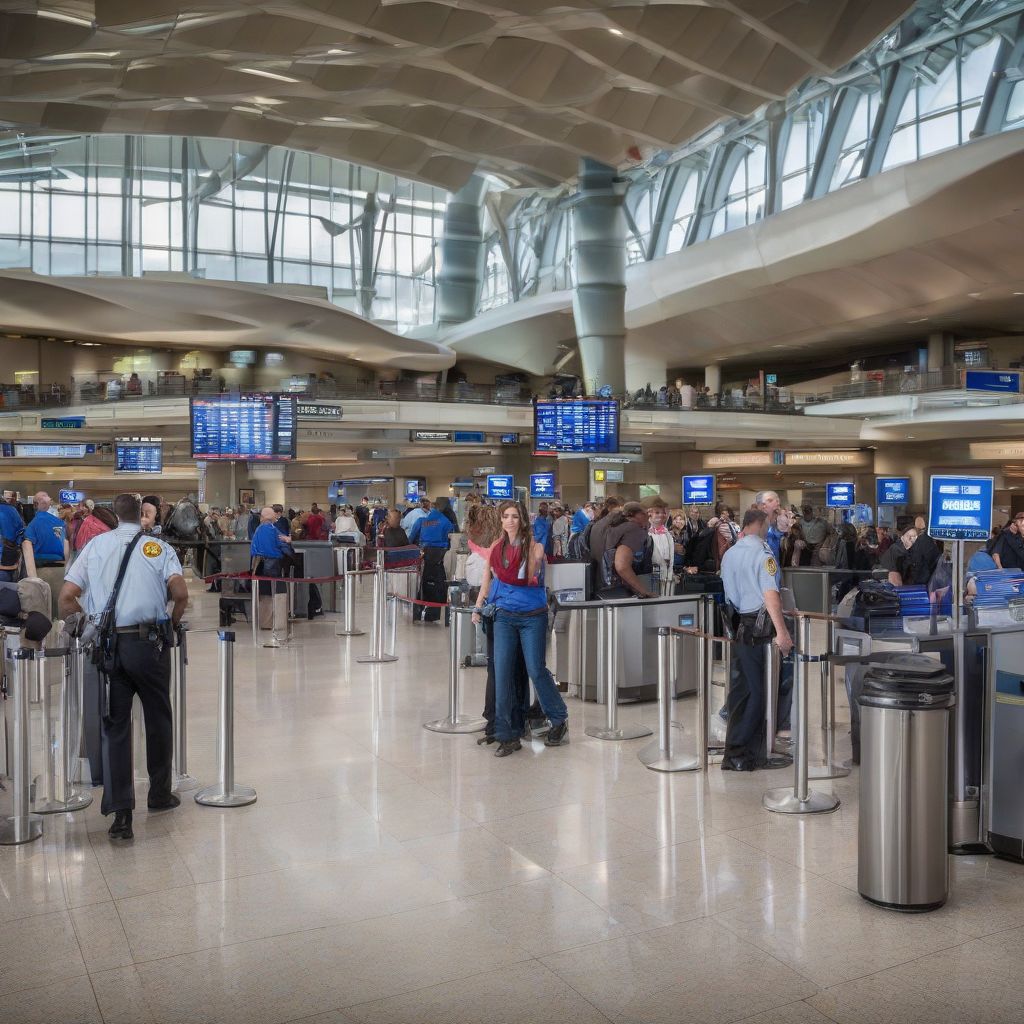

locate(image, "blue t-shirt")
[[409, 510, 453, 548], [25, 509, 65, 563], [765, 524, 783, 562], [251, 522, 288, 558], [571, 509, 590, 535], [532, 515, 552, 555], [491, 556, 547, 613], [0, 503, 24, 547]]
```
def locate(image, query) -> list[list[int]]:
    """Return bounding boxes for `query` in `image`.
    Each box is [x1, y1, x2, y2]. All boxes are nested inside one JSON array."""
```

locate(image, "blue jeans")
[[493, 609, 567, 742]]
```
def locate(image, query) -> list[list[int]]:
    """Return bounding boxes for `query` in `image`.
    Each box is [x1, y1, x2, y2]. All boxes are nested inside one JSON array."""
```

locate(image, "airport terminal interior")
[[6, 0, 1024, 1021]]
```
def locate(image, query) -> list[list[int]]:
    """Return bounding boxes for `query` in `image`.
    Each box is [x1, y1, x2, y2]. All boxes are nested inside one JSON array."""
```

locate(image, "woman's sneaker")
[[494, 740, 522, 758], [544, 721, 569, 746]]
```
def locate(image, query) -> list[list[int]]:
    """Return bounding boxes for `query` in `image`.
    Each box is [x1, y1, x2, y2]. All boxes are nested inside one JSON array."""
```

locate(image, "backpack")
[[567, 518, 595, 562], [685, 526, 718, 573]]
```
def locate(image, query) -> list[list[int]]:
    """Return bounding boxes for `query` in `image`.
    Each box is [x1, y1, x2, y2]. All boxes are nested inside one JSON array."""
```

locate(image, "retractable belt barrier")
[[1, 648, 43, 845], [423, 601, 486, 735], [171, 624, 198, 792]]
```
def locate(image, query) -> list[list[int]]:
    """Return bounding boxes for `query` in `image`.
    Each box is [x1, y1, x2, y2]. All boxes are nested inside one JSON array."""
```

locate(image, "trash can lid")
[[861, 653, 954, 706]]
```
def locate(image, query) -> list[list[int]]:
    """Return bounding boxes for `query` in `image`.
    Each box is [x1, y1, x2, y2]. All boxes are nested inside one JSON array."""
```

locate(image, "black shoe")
[[147, 793, 181, 811], [108, 810, 133, 840], [520, 723, 533, 741], [721, 756, 756, 772], [494, 740, 521, 758], [476, 734, 497, 746], [756, 754, 794, 770], [544, 721, 569, 746]]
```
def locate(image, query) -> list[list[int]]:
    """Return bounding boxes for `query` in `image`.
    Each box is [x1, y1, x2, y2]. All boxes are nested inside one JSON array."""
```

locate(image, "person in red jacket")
[[304, 505, 328, 541]]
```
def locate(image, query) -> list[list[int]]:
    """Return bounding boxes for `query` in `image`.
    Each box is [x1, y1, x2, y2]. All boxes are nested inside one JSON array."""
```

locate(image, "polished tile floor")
[[2, 578, 1023, 1024]]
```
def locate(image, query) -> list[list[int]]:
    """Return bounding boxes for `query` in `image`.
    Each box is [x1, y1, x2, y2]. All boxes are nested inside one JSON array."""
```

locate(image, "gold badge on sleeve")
[[142, 541, 162, 558], [765, 557, 778, 576]]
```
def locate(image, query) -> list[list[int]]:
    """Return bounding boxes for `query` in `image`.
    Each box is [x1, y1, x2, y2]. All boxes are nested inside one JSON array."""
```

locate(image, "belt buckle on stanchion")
[[762, 615, 840, 816], [195, 631, 256, 808], [585, 604, 652, 741], [423, 603, 486, 734], [0, 648, 44, 844]]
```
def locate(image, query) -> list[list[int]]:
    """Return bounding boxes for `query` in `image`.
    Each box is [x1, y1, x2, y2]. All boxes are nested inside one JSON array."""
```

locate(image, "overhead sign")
[[41, 417, 85, 429], [593, 469, 606, 483], [703, 452, 774, 469], [297, 404, 342, 419], [1, 443, 94, 458], [486, 474, 515, 500], [453, 430, 486, 444], [765, 374, 778, 386], [58, 489, 84, 504], [826, 482, 855, 508], [530, 473, 556, 499], [876, 477, 910, 506], [604, 469, 625, 483], [928, 474, 994, 541], [404, 479, 420, 502], [410, 430, 451, 443], [964, 370, 1021, 394], [969, 442, 1024, 460], [682, 474, 715, 505], [784, 450, 871, 467], [500, 433, 520, 445]]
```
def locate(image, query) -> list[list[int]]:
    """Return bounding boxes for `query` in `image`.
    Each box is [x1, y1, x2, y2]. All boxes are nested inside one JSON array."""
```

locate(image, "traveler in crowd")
[[434, 496, 459, 533], [22, 490, 68, 572], [304, 504, 328, 541], [856, 526, 880, 566], [550, 503, 569, 559], [409, 498, 455, 621], [334, 504, 361, 537], [647, 497, 675, 584], [781, 518, 809, 567], [141, 495, 162, 534], [233, 506, 249, 541], [991, 511, 1024, 570], [876, 524, 893, 556], [586, 496, 621, 595], [879, 523, 919, 586], [0, 491, 24, 582], [908, 514, 941, 584], [273, 504, 290, 536], [571, 501, 595, 535], [532, 502, 552, 556], [401, 496, 430, 534], [600, 501, 656, 599], [717, 510, 738, 565], [75, 503, 117, 552], [801, 504, 827, 553], [59, 493, 188, 840], [472, 500, 568, 756], [465, 504, 531, 746], [681, 504, 705, 548], [755, 490, 783, 560], [719, 508, 793, 772], [379, 509, 409, 548], [290, 510, 309, 541]]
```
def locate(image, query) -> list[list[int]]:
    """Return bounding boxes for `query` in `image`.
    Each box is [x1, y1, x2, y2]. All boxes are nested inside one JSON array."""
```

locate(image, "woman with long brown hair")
[[472, 500, 568, 757]]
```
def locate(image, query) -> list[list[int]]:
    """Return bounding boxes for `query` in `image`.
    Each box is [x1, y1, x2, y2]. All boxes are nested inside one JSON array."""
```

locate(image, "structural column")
[[572, 160, 627, 396], [705, 364, 722, 395], [927, 332, 954, 373], [437, 176, 486, 328]]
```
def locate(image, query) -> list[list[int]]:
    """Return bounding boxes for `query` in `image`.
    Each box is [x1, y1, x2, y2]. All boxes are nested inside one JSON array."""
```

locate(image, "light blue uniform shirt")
[[720, 533, 779, 614], [401, 506, 427, 532], [65, 523, 183, 626]]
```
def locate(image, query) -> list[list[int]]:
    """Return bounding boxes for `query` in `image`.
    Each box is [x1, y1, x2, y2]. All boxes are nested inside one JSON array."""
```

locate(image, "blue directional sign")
[[453, 430, 486, 444], [929, 475, 994, 541], [530, 473, 556, 499], [826, 482, 855, 508], [486, 474, 515, 500], [41, 417, 85, 429], [682, 474, 715, 505], [876, 477, 910, 506], [964, 370, 1021, 394], [404, 479, 420, 502], [58, 489, 84, 504]]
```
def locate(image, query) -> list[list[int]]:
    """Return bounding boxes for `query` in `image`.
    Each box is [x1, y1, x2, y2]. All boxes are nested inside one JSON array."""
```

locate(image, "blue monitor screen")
[[682, 475, 715, 505], [190, 393, 297, 461], [58, 489, 85, 504], [826, 482, 855, 508], [876, 477, 909, 506], [534, 399, 619, 454], [115, 442, 163, 474], [530, 473, 556, 499], [487, 475, 515, 500], [929, 475, 993, 541]]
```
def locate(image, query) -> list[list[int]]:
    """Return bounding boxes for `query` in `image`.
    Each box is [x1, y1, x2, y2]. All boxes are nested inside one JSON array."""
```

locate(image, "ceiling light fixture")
[[38, 50, 120, 60], [321, 116, 351, 123], [328, 48, 354, 55], [608, 28, 623, 35], [183, 96, 201, 102], [36, 10, 94, 27], [236, 66, 299, 83], [250, 96, 284, 105], [231, 105, 263, 114]]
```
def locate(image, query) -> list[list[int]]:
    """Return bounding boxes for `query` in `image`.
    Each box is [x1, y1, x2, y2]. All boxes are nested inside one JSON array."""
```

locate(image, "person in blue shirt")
[[401, 497, 430, 533], [22, 491, 68, 574], [756, 490, 783, 561], [532, 502, 552, 556], [0, 492, 26, 582], [571, 502, 595, 536], [409, 502, 455, 622], [251, 506, 292, 620]]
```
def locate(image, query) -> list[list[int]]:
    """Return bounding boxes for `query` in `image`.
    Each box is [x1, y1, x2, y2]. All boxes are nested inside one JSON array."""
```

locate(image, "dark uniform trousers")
[[725, 639, 768, 767], [100, 635, 173, 815]]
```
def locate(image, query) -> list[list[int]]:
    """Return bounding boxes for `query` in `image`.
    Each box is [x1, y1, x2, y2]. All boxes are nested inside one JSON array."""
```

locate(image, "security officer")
[[59, 493, 188, 840], [719, 508, 793, 772]]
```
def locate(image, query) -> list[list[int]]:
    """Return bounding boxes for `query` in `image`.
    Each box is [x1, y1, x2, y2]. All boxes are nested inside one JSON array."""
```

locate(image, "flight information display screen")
[[115, 442, 163, 474], [190, 393, 297, 461], [533, 399, 619, 454]]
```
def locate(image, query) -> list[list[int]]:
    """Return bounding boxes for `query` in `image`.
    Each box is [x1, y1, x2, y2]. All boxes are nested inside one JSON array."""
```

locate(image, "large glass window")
[[780, 97, 830, 208], [830, 89, 881, 189], [709, 141, 767, 237]]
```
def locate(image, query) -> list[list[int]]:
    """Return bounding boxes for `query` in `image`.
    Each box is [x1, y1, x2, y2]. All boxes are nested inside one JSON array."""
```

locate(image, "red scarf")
[[489, 538, 536, 586]]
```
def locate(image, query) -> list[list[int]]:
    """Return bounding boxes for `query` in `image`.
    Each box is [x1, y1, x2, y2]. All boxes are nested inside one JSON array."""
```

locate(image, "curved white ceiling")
[[0, 1, 912, 190], [0, 271, 456, 371]]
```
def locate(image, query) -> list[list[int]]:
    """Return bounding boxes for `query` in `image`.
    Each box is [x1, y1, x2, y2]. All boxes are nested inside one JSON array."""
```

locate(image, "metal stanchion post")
[[336, 552, 364, 637], [639, 628, 698, 771], [765, 643, 781, 753], [358, 555, 398, 664], [424, 608, 486, 733], [250, 577, 258, 647], [385, 594, 398, 658], [763, 616, 840, 815], [32, 648, 92, 814], [0, 649, 44, 844], [195, 631, 257, 807], [699, 595, 714, 769], [171, 625, 198, 792], [807, 617, 850, 780], [285, 579, 295, 642], [586, 605, 652, 741]]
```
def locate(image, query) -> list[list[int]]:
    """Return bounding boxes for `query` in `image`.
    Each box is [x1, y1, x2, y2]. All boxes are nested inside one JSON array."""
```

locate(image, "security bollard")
[[171, 625, 198, 792], [336, 553, 364, 637], [424, 607, 486, 733], [357, 554, 398, 664], [585, 605, 653, 741], [808, 617, 850, 780], [32, 647, 92, 814], [0, 649, 44, 845], [195, 631, 257, 808], [765, 642, 781, 754], [763, 615, 840, 815], [638, 628, 698, 772]]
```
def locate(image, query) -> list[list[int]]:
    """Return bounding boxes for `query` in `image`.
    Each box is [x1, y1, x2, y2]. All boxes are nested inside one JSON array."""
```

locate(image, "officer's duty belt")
[[114, 622, 159, 637]]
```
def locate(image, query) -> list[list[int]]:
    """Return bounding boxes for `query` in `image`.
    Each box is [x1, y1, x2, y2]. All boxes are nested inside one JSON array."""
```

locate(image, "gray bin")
[[858, 654, 954, 912]]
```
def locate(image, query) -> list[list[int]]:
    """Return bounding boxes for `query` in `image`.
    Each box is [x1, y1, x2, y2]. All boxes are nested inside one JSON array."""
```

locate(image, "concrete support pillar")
[[437, 176, 487, 328], [572, 160, 627, 396], [705, 364, 722, 394], [927, 332, 954, 372]]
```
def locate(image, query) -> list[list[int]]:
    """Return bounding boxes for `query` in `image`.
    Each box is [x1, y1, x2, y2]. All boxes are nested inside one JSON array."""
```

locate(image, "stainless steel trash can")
[[858, 654, 955, 912]]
